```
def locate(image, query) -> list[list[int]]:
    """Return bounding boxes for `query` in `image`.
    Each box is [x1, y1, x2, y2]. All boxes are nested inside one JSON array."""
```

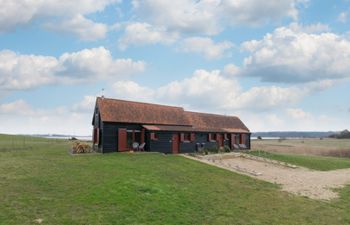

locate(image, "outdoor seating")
[[132, 142, 139, 151], [138, 142, 145, 151], [239, 144, 247, 149], [233, 144, 240, 150]]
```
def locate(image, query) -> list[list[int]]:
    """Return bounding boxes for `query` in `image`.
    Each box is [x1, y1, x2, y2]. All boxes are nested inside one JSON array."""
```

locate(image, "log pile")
[[71, 142, 93, 154]]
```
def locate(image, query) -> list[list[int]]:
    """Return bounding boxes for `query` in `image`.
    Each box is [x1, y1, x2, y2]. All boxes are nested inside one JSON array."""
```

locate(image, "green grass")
[[1, 134, 350, 224], [248, 150, 350, 171]]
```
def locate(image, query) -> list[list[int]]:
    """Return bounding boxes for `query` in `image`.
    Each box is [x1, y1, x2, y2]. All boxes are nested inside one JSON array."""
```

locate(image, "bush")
[[224, 146, 231, 152], [71, 142, 93, 154]]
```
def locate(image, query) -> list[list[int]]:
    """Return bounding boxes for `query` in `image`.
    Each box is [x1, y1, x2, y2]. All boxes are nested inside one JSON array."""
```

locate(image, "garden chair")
[[138, 142, 146, 151]]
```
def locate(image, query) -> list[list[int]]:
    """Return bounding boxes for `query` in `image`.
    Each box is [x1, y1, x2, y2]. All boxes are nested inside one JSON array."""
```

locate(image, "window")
[[180, 133, 195, 142], [150, 132, 158, 140], [208, 133, 216, 142], [184, 133, 191, 142], [235, 134, 240, 144], [224, 133, 229, 140]]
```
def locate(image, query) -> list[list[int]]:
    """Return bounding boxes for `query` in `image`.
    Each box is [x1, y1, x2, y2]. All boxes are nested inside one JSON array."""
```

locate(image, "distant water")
[[34, 135, 92, 141], [250, 137, 280, 140]]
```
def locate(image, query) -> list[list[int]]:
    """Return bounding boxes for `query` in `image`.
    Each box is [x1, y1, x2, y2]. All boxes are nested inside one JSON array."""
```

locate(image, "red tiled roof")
[[95, 97, 250, 133], [184, 111, 250, 133], [96, 97, 191, 126]]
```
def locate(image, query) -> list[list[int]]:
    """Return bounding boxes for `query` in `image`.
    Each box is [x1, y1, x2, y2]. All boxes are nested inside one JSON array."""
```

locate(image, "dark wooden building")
[[92, 97, 251, 154]]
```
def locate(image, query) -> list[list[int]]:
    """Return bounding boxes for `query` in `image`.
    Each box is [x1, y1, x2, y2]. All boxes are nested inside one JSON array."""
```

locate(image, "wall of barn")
[[99, 123, 251, 153], [147, 132, 220, 154], [147, 131, 173, 154], [101, 122, 142, 153]]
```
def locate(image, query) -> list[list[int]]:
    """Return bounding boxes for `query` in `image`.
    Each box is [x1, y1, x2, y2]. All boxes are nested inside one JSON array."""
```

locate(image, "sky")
[[0, 0, 350, 135]]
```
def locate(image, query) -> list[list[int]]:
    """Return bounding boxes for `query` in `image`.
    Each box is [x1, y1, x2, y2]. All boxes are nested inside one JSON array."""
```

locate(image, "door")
[[230, 134, 235, 149], [118, 128, 127, 152], [217, 134, 224, 147], [172, 134, 179, 154]]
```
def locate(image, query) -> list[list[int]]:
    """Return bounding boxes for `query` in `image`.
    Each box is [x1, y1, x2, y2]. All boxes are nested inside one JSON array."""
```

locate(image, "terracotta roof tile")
[[184, 111, 250, 132], [96, 97, 250, 133], [97, 97, 191, 126]]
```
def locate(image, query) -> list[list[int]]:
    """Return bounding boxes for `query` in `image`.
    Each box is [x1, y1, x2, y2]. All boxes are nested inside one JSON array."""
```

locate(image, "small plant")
[[224, 146, 231, 153]]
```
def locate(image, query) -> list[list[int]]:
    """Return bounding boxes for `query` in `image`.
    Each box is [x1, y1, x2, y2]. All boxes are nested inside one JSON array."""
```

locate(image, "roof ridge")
[[185, 110, 239, 119], [97, 97, 184, 110]]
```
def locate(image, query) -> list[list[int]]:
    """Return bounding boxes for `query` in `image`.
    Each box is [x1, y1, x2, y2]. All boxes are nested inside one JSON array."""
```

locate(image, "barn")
[[92, 97, 251, 154]]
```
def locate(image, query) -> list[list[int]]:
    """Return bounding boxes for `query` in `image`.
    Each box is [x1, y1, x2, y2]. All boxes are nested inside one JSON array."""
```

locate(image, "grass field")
[[248, 150, 350, 171], [252, 138, 350, 157], [1, 134, 350, 224]]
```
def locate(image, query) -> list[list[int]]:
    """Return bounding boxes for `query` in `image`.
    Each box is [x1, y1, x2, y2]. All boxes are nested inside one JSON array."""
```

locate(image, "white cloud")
[[0, 47, 145, 91], [132, 0, 221, 35], [111, 81, 155, 102], [286, 108, 311, 120], [57, 47, 145, 80], [118, 22, 179, 49], [108, 68, 331, 113], [44, 14, 108, 41], [288, 22, 330, 33], [0, 0, 119, 40], [242, 25, 350, 83], [0, 97, 100, 135], [338, 12, 348, 23], [0, 50, 59, 90], [131, 0, 305, 35], [72, 96, 97, 112], [219, 0, 306, 25], [179, 37, 233, 59], [223, 64, 241, 76], [0, 99, 35, 116]]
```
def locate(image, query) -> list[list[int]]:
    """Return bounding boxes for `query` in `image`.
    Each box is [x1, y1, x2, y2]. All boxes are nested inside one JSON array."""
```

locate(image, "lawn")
[[1, 134, 350, 225], [248, 150, 350, 171]]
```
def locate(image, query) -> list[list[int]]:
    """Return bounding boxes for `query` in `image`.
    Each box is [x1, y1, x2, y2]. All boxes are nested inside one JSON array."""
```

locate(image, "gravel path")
[[184, 154, 350, 200]]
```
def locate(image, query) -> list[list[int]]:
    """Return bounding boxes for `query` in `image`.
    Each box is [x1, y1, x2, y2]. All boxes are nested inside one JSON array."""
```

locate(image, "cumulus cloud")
[[118, 22, 179, 49], [241, 25, 350, 83], [178, 37, 233, 59], [132, 0, 221, 35], [57, 47, 145, 80], [0, 47, 145, 91], [108, 68, 331, 113], [131, 0, 305, 35], [219, 0, 305, 26], [0, 0, 119, 40], [0, 50, 59, 90], [44, 14, 108, 41]]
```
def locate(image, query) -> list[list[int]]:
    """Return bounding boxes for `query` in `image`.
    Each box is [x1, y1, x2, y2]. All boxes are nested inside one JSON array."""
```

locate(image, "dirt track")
[[184, 154, 350, 200]]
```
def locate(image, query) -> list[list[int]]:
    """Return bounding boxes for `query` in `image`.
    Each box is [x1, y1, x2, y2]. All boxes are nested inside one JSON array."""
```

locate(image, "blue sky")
[[0, 0, 349, 135]]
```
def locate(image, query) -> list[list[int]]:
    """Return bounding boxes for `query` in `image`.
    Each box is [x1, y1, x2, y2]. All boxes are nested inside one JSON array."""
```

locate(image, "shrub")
[[224, 146, 231, 152]]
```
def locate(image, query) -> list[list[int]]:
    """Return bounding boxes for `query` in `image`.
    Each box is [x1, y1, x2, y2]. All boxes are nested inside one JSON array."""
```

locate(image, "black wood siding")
[[147, 131, 173, 154], [99, 122, 251, 153], [101, 122, 142, 153]]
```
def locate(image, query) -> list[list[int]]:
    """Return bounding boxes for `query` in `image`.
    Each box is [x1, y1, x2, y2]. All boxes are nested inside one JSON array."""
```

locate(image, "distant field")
[[248, 150, 350, 171], [252, 138, 350, 157], [1, 134, 350, 224]]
